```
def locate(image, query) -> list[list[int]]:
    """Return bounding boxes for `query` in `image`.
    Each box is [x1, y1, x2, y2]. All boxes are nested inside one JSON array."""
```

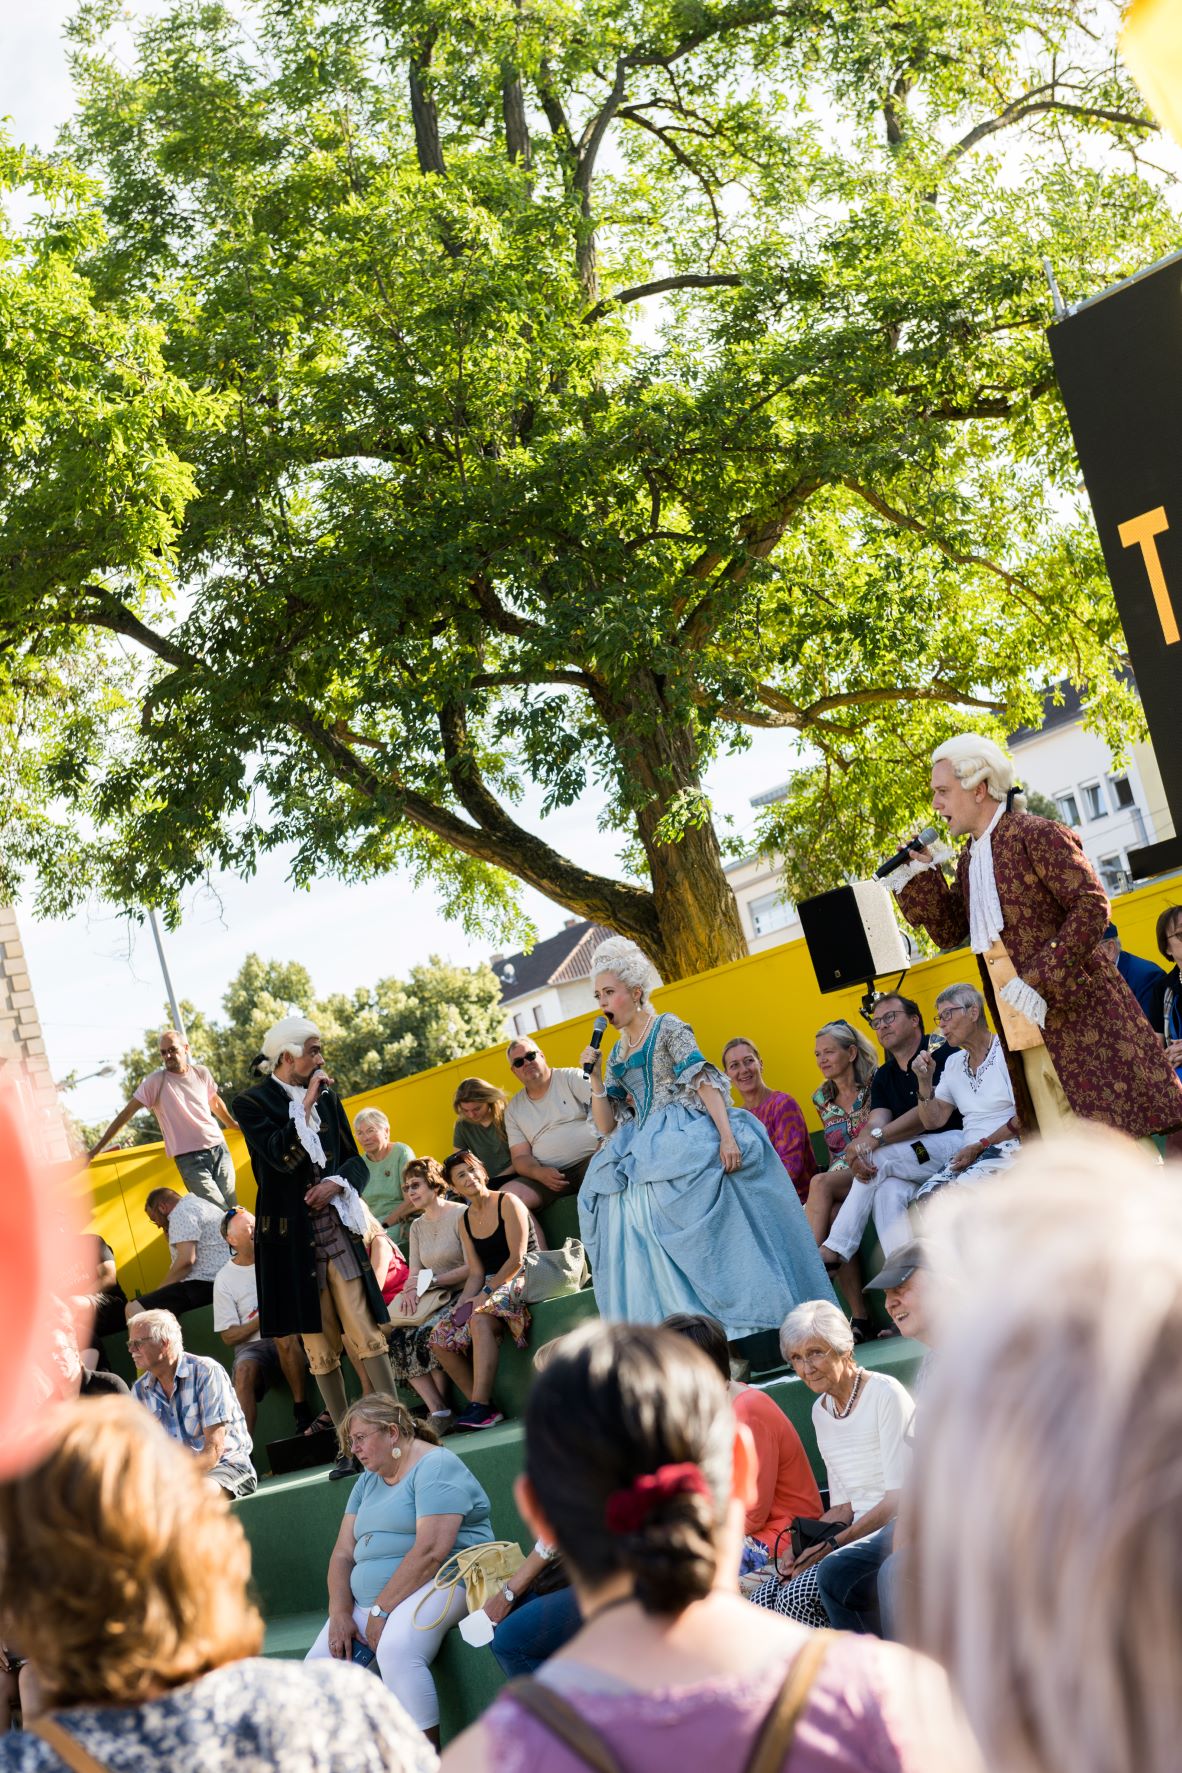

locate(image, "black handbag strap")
[[505, 1632, 837, 1773]]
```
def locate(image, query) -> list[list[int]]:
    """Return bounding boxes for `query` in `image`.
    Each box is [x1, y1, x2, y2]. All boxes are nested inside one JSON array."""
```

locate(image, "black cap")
[[866, 1242, 926, 1291]]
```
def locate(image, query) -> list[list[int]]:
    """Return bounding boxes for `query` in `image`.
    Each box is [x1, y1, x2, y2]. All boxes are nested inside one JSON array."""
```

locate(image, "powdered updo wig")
[[932, 734, 1027, 811], [254, 1015, 320, 1076], [589, 936, 659, 1007]]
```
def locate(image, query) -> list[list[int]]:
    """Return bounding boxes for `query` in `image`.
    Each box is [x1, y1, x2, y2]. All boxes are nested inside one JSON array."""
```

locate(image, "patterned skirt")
[[385, 1310, 448, 1383], [429, 1273, 530, 1356], [746, 1564, 828, 1628]]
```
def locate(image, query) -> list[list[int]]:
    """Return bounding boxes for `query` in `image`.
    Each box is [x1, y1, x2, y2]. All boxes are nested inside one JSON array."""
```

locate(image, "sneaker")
[[328, 1454, 361, 1481], [452, 1403, 504, 1431]]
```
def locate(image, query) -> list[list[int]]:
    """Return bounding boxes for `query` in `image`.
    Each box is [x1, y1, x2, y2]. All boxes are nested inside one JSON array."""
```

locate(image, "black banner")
[[1048, 253, 1182, 877]]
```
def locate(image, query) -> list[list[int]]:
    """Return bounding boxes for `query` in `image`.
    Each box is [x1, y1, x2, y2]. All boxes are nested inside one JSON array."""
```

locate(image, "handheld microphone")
[[583, 1014, 609, 1078], [873, 827, 940, 879]]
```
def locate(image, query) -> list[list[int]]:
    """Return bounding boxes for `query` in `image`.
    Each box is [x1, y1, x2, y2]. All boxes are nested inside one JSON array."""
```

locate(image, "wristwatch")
[[868, 1127, 884, 1144], [500, 1584, 516, 1610], [370, 1604, 390, 1620]]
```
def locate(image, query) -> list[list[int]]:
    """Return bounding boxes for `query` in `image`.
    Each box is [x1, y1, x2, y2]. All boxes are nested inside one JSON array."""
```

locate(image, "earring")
[[391, 1440, 402, 1459]]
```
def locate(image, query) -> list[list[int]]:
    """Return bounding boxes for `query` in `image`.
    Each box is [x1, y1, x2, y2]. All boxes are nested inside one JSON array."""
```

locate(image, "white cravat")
[[273, 1078, 367, 1232]]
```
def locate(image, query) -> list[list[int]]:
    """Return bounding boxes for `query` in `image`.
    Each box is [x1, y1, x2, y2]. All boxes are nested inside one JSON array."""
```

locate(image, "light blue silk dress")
[[578, 1013, 837, 1337]]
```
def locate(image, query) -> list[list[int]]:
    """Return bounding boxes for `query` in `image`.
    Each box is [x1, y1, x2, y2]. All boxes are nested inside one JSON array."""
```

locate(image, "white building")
[[491, 921, 615, 1037], [1008, 683, 1175, 896]]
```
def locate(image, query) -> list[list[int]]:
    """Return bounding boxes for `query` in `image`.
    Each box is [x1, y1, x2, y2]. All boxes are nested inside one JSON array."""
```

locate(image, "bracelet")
[[590, 1085, 607, 1099]]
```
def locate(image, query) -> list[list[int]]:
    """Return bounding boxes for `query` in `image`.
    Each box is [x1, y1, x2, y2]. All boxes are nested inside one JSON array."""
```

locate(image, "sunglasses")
[[510, 1050, 539, 1069]]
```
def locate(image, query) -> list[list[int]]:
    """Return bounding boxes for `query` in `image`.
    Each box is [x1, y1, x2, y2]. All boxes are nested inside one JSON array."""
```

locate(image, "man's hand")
[[304, 1068, 334, 1111], [327, 1608, 360, 1659], [533, 1165, 568, 1191], [949, 1141, 983, 1174], [1166, 1040, 1182, 1069], [848, 1147, 876, 1181], [304, 1180, 344, 1210]]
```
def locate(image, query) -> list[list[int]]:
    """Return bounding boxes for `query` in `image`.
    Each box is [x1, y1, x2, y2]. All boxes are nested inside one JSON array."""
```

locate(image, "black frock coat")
[[232, 1077, 389, 1339]]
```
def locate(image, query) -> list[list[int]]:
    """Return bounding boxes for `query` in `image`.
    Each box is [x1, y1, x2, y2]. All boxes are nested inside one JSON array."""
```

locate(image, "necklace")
[[827, 1369, 863, 1420], [964, 1037, 998, 1092], [621, 1010, 655, 1055]]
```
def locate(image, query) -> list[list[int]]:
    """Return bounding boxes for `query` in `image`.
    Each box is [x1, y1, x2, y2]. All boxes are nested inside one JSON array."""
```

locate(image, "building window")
[[1057, 791, 1081, 826], [512, 1008, 538, 1036], [1097, 854, 1126, 895], [1081, 782, 1105, 821], [1108, 772, 1136, 811], [748, 889, 793, 938]]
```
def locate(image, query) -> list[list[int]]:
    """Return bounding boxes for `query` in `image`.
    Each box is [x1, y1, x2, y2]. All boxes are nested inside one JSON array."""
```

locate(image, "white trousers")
[[823, 1131, 965, 1261], [305, 1578, 467, 1729]]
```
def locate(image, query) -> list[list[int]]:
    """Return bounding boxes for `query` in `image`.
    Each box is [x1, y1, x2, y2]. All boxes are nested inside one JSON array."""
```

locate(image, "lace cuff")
[[287, 1095, 327, 1168], [880, 840, 955, 894], [327, 1177, 367, 1236], [999, 975, 1048, 1029], [673, 1055, 730, 1112]]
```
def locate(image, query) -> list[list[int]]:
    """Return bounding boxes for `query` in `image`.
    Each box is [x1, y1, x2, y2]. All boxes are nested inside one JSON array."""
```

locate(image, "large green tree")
[[0, 0, 1172, 977]]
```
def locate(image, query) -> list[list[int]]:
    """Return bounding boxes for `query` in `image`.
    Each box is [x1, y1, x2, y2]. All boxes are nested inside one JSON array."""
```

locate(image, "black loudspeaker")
[[798, 882, 912, 994]]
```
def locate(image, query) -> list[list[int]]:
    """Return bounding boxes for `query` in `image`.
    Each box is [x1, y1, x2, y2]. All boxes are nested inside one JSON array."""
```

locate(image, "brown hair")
[[0, 1398, 262, 1706], [525, 1322, 732, 1616], [402, 1156, 449, 1196], [338, 1394, 441, 1459], [721, 1036, 761, 1066], [442, 1148, 488, 1187], [662, 1312, 731, 1383], [1155, 903, 1182, 960], [452, 1076, 507, 1132]]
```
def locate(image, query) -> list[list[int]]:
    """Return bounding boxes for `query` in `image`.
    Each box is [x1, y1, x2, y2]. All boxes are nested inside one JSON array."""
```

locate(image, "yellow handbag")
[[412, 1540, 526, 1631]]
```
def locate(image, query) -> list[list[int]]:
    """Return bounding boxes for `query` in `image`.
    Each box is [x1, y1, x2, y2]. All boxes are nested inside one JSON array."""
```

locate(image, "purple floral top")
[[811, 1084, 870, 1169]]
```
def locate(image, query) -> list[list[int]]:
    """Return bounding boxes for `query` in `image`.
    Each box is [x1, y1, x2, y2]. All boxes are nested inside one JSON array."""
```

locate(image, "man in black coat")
[[233, 1016, 396, 1474]]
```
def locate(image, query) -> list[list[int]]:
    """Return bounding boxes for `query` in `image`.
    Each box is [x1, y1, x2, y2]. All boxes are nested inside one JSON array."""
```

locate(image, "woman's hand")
[[579, 1045, 602, 1077], [364, 1610, 388, 1653], [398, 1287, 420, 1317], [949, 1140, 983, 1174], [451, 1299, 476, 1329], [719, 1132, 743, 1174], [1166, 1039, 1182, 1068], [327, 1608, 358, 1659], [911, 1048, 935, 1086], [482, 1588, 514, 1627]]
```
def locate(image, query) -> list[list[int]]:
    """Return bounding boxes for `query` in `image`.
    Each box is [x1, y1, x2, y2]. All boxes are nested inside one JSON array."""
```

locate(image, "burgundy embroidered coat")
[[896, 811, 1182, 1138]]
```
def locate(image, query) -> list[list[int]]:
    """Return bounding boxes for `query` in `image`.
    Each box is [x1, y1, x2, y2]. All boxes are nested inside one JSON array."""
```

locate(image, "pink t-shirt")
[[483, 1635, 965, 1773], [134, 1063, 223, 1157]]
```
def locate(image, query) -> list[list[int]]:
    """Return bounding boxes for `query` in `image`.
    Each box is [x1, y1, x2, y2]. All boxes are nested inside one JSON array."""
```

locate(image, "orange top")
[[733, 1387, 822, 1551]]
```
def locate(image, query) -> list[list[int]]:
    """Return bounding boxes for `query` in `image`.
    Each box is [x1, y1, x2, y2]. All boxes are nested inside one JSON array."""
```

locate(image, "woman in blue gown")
[[577, 937, 836, 1338]]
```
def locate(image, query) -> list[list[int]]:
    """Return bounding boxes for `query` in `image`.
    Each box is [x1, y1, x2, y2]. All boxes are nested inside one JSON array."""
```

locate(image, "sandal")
[[302, 1410, 335, 1437]]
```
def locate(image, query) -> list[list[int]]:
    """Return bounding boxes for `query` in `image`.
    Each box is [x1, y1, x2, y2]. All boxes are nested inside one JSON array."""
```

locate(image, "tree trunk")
[[409, 47, 445, 176], [501, 70, 531, 167]]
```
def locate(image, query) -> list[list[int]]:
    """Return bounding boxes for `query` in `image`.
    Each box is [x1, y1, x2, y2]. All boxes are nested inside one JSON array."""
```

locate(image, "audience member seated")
[[721, 1038, 818, 1205], [452, 1077, 517, 1181], [909, 985, 1020, 1206], [502, 1040, 600, 1218], [1099, 921, 1167, 1028], [388, 1159, 469, 1433], [129, 1308, 257, 1498], [663, 1312, 821, 1557], [0, 1398, 431, 1773], [749, 1301, 914, 1628], [429, 1152, 537, 1432], [818, 1245, 934, 1637], [806, 1021, 877, 1338], [212, 1206, 314, 1437], [79, 1233, 128, 1354], [353, 1108, 417, 1252], [444, 1320, 972, 1773], [822, 995, 964, 1274], [1158, 904, 1182, 1084], [41, 1298, 129, 1404], [306, 1396, 494, 1750], [125, 1187, 230, 1323], [906, 1134, 1180, 1773]]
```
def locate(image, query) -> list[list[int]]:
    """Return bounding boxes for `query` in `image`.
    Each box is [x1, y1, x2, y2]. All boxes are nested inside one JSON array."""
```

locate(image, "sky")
[[5, 4, 802, 1124]]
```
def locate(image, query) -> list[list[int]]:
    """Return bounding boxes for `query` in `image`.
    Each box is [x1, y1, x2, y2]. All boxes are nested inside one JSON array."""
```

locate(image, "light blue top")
[[346, 1447, 493, 1608]]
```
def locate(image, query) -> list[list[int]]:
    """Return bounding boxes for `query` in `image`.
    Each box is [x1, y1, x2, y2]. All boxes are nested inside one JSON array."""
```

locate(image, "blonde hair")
[[905, 1134, 1182, 1773], [337, 1393, 441, 1460], [453, 1076, 507, 1132], [814, 1020, 878, 1095], [0, 1398, 261, 1706], [931, 733, 1027, 810]]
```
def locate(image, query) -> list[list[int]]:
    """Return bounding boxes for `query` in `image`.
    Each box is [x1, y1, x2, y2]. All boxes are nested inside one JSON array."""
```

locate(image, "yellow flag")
[[1121, 0, 1182, 145]]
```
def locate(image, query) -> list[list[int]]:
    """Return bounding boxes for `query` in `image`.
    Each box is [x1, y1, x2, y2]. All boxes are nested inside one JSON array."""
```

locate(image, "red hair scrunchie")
[[604, 1462, 713, 1535]]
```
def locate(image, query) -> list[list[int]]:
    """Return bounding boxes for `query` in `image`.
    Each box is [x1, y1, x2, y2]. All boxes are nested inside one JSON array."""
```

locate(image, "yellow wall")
[[90, 871, 1182, 1292]]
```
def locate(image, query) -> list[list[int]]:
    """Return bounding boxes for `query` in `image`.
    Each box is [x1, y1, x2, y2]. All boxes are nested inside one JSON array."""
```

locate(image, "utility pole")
[[148, 909, 186, 1039]]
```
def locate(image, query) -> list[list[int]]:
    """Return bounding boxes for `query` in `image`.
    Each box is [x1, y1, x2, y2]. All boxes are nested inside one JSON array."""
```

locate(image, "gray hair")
[[589, 936, 658, 1005], [352, 1107, 390, 1136], [905, 1135, 1182, 1773], [779, 1299, 855, 1362], [935, 983, 985, 1017], [932, 733, 1027, 810], [130, 1309, 183, 1361]]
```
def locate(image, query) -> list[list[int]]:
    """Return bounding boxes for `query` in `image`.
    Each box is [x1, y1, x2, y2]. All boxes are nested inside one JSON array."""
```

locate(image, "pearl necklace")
[[827, 1369, 864, 1420], [619, 1010, 655, 1055]]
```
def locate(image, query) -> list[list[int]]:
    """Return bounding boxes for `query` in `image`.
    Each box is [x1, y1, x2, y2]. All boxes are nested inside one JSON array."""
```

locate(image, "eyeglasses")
[[510, 1050, 539, 1069], [870, 1010, 900, 1030], [935, 1005, 971, 1023], [127, 1337, 158, 1350]]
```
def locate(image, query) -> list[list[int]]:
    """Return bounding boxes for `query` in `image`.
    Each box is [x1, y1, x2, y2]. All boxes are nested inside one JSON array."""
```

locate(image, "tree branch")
[[676, 480, 821, 645], [409, 39, 446, 177], [471, 669, 597, 691], [582, 273, 743, 326], [946, 94, 1154, 164], [77, 589, 193, 670]]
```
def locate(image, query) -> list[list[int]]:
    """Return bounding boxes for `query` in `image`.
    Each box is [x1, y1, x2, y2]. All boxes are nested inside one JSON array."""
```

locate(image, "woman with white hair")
[[577, 937, 836, 1336], [905, 1135, 1182, 1773], [908, 983, 1020, 1204], [352, 1107, 416, 1251], [748, 1300, 914, 1627], [887, 730, 1182, 1144]]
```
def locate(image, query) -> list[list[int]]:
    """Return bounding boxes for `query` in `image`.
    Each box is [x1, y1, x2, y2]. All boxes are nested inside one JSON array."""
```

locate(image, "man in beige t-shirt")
[[502, 1040, 600, 1215]]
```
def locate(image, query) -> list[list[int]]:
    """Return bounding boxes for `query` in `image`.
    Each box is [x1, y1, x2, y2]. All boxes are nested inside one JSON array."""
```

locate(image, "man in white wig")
[[886, 732, 1182, 1141], [233, 1017, 397, 1474]]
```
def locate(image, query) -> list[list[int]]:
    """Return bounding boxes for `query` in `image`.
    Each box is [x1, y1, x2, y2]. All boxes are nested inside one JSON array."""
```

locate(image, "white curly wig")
[[932, 734, 1027, 811], [589, 936, 659, 1005], [256, 1014, 320, 1075]]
